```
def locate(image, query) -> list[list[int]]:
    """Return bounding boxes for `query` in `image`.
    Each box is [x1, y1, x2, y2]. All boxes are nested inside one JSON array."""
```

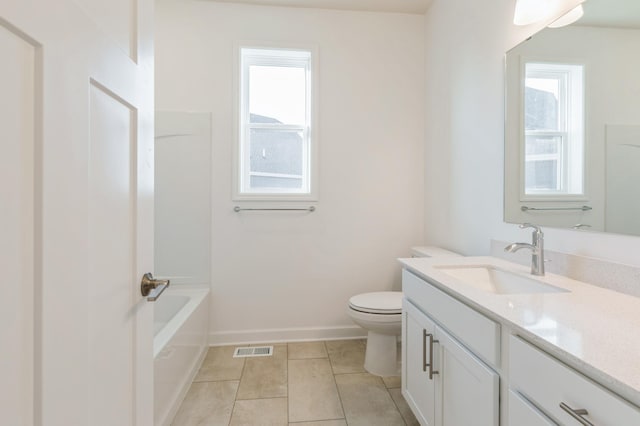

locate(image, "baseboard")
[[209, 325, 368, 346]]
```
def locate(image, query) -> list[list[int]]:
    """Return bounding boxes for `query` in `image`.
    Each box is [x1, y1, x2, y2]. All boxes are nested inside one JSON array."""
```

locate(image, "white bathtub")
[[154, 287, 209, 426]]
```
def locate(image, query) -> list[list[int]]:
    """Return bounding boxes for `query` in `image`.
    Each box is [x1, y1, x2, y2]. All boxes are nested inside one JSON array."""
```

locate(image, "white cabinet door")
[[403, 300, 437, 426], [0, 1, 154, 425], [435, 325, 499, 426]]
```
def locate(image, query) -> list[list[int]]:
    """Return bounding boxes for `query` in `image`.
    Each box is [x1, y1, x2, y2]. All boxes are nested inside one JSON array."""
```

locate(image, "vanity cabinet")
[[510, 335, 640, 426], [402, 271, 499, 426], [400, 259, 640, 426]]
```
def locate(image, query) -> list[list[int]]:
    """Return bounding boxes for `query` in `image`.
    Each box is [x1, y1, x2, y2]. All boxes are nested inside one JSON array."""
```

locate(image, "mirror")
[[504, 0, 640, 236]]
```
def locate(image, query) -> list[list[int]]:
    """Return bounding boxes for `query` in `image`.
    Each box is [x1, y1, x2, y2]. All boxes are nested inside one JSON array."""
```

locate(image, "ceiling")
[[578, 0, 640, 29], [204, 0, 433, 14]]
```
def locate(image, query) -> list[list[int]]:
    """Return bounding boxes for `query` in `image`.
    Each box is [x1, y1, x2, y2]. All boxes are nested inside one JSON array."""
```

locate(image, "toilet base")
[[363, 331, 400, 376]]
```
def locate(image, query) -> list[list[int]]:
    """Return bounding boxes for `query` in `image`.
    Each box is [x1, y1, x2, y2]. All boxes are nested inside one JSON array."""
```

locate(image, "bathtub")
[[154, 287, 209, 426]]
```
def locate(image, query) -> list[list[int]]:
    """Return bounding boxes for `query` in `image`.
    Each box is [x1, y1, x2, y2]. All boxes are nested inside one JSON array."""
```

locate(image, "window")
[[237, 47, 315, 199], [523, 62, 584, 196]]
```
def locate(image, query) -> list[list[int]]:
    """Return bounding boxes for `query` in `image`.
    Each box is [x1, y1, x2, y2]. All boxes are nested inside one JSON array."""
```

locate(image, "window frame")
[[519, 59, 586, 201], [233, 43, 318, 201]]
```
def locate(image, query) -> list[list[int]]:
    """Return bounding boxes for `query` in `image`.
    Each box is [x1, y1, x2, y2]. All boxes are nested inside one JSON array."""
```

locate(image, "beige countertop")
[[399, 255, 640, 406]]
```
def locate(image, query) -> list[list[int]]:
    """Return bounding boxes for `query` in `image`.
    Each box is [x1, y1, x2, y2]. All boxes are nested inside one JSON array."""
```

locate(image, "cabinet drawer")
[[402, 269, 500, 367], [508, 389, 556, 426], [510, 335, 640, 426]]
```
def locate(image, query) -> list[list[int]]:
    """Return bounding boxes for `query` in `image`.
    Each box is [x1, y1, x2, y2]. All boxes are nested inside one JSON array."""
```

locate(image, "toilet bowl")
[[347, 246, 462, 376], [347, 291, 403, 376]]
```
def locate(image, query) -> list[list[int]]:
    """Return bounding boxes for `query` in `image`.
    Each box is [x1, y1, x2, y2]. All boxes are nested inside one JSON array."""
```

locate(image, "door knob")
[[141, 273, 170, 301]]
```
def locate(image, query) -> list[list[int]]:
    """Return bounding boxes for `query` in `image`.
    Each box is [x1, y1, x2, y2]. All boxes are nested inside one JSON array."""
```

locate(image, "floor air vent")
[[233, 346, 273, 358]]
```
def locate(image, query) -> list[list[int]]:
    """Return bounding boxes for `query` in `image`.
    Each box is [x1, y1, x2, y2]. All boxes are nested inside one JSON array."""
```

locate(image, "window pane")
[[524, 77, 559, 131], [249, 65, 306, 126], [249, 128, 304, 190], [525, 160, 558, 191], [250, 175, 302, 189], [525, 134, 560, 156], [524, 135, 562, 192]]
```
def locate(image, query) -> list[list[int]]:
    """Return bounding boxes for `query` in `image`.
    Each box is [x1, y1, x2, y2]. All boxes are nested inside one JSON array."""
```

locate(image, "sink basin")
[[434, 265, 570, 295]]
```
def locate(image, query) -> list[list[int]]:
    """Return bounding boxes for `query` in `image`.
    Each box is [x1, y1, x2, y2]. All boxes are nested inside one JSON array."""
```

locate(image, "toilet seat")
[[348, 292, 402, 315]]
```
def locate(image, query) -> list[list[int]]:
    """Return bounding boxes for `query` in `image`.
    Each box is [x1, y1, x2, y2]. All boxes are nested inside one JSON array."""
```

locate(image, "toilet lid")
[[349, 292, 403, 314]]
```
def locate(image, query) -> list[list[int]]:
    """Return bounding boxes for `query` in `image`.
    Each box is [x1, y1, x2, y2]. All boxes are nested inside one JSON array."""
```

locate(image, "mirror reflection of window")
[[523, 62, 585, 196]]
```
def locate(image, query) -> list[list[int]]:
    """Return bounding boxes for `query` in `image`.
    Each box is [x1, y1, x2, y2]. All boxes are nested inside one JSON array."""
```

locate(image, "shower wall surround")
[[155, 111, 212, 286]]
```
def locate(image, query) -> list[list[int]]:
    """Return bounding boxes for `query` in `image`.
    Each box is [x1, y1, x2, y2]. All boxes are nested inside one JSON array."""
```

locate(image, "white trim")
[[519, 194, 589, 202], [209, 325, 367, 346], [519, 58, 586, 200], [250, 171, 303, 179], [233, 42, 319, 201]]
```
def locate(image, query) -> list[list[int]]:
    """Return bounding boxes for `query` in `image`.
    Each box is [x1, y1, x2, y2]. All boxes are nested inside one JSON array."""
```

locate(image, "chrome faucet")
[[504, 223, 545, 276]]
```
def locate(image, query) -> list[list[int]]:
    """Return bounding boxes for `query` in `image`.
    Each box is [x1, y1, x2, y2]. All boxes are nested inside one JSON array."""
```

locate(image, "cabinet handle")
[[423, 329, 428, 372], [426, 333, 439, 380], [560, 402, 595, 426]]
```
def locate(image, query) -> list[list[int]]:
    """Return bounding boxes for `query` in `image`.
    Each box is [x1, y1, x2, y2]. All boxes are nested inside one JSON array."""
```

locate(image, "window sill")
[[232, 193, 318, 202]]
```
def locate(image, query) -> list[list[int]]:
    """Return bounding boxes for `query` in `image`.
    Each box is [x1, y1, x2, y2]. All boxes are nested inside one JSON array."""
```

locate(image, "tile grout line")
[[227, 378, 241, 426], [227, 354, 248, 426], [333, 375, 349, 425], [334, 371, 373, 377], [330, 340, 350, 426], [286, 342, 290, 425], [386, 386, 409, 426], [285, 345, 289, 425], [234, 396, 289, 402], [193, 378, 244, 383]]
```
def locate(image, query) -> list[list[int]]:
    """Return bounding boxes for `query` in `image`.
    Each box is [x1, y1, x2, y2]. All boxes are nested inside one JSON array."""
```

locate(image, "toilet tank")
[[410, 246, 462, 258]]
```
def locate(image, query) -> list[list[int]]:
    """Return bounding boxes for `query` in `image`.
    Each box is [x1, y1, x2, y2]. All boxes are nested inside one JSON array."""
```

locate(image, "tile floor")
[[172, 339, 419, 425]]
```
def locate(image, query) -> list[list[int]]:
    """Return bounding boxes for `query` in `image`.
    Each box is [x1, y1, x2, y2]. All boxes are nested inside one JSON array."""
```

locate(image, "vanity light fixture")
[[513, 0, 555, 26], [547, 4, 584, 28], [514, 0, 585, 27]]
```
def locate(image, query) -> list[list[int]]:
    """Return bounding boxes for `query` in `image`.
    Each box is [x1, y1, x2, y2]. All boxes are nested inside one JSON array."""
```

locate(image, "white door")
[[0, 0, 154, 425], [435, 326, 499, 426]]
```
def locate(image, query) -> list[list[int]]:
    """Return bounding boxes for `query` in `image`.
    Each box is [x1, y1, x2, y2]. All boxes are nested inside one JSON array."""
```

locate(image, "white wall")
[[423, 0, 640, 267], [155, 0, 426, 343]]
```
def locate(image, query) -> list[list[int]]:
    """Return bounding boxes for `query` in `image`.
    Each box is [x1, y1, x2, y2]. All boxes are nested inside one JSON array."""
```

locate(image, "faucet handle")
[[520, 223, 543, 233]]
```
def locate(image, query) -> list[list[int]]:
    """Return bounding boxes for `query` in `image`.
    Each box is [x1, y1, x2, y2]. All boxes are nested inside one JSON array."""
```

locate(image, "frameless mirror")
[[504, 0, 640, 236]]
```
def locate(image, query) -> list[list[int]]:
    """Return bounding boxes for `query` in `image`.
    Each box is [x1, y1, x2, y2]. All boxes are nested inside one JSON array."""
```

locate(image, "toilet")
[[348, 291, 403, 376], [347, 246, 460, 376]]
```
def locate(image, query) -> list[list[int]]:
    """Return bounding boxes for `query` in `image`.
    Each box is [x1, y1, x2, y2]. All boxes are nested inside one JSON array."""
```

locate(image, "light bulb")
[[513, 0, 555, 26]]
